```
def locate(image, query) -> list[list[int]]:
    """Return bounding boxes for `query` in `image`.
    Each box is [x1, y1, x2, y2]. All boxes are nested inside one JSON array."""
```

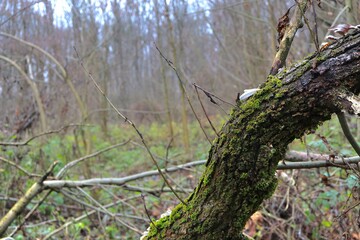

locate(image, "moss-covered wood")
[[144, 31, 360, 239]]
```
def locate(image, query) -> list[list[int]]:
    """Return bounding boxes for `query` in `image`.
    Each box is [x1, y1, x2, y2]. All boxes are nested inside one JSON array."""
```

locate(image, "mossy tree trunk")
[[144, 32, 360, 239]]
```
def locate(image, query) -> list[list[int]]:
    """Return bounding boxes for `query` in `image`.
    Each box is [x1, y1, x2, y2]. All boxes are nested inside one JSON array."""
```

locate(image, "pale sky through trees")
[[35, 0, 205, 27]]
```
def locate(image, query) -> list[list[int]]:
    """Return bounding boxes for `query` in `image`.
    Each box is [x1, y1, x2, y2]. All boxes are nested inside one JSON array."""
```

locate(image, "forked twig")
[[193, 83, 235, 107], [194, 84, 220, 137]]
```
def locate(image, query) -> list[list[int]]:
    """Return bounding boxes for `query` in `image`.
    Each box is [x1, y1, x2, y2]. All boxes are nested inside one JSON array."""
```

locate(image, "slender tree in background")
[[164, 0, 190, 154], [155, 0, 174, 140]]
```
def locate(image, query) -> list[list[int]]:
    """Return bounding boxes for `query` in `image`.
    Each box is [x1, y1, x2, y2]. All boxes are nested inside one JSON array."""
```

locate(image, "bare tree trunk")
[[164, 0, 190, 154], [144, 32, 360, 239], [0, 55, 47, 132], [345, 0, 357, 25], [154, 0, 174, 140]]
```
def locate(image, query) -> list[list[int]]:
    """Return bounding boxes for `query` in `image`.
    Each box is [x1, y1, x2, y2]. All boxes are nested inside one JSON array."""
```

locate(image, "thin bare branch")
[[141, 194, 158, 231], [43, 152, 360, 189], [127, 185, 192, 194], [0, 124, 89, 146], [44, 159, 206, 189], [56, 140, 131, 179], [0, 156, 42, 178], [277, 158, 360, 169]]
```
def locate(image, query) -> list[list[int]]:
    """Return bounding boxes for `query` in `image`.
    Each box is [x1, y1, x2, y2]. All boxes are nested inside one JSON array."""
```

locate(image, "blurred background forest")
[[1, 0, 360, 239]]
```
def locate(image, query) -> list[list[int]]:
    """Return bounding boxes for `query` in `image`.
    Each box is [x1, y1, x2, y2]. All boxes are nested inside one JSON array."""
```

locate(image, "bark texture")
[[144, 31, 360, 239]]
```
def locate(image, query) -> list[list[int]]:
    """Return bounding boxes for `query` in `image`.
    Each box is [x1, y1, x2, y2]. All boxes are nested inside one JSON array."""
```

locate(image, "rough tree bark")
[[144, 31, 360, 239]]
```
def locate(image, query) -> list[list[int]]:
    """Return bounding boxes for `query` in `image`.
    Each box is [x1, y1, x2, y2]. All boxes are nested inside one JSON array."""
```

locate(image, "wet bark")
[[144, 31, 360, 239]]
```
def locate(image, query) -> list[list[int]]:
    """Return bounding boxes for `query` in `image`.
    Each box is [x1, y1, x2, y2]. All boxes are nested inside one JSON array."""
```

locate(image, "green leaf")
[[321, 220, 332, 228]]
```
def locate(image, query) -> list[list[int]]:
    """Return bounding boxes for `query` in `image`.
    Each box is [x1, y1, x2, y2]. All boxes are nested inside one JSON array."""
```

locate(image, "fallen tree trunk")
[[144, 31, 360, 239]]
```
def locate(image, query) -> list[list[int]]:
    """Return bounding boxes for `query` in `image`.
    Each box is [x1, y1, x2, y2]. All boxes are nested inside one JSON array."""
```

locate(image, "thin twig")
[[164, 137, 174, 169], [336, 200, 360, 219], [126, 185, 192, 194], [194, 84, 220, 137], [130, 140, 179, 163], [99, 185, 141, 214], [339, 155, 360, 179], [141, 194, 158, 231], [314, 133, 337, 156]]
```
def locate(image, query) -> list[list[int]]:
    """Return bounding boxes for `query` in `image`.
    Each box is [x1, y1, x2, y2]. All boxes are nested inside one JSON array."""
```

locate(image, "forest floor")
[[1, 115, 359, 239]]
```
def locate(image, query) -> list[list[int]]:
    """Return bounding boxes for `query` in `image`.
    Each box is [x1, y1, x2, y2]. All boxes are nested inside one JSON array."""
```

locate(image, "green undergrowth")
[[284, 114, 360, 239], [1, 113, 360, 239]]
